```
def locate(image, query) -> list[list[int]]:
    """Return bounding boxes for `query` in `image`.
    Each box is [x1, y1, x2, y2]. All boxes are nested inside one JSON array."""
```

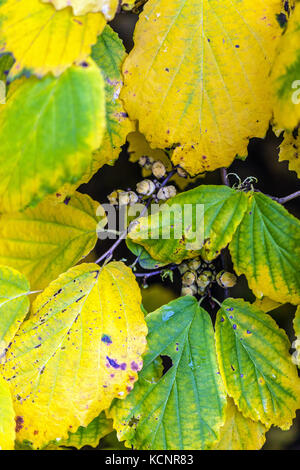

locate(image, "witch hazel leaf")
[[122, 0, 283, 175], [229, 192, 300, 304], [216, 298, 300, 430], [0, 192, 102, 291], [0, 266, 30, 356], [109, 296, 227, 450], [42, 0, 120, 19], [0, 60, 105, 213], [0, 0, 106, 79], [212, 398, 267, 451], [0, 262, 147, 448], [0, 375, 15, 450], [271, 2, 300, 130], [279, 130, 300, 179], [128, 185, 248, 266]]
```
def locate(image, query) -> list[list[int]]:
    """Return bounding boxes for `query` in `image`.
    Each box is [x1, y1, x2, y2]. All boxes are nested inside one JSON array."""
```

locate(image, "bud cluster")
[[178, 258, 237, 298], [107, 159, 188, 206]]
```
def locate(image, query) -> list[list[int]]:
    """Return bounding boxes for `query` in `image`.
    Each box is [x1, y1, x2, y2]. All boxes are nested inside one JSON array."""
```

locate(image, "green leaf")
[[126, 239, 166, 270], [229, 192, 300, 304], [0, 59, 105, 212], [0, 375, 15, 450], [0, 192, 102, 291], [128, 185, 248, 266], [212, 398, 267, 450], [109, 296, 227, 450], [48, 412, 113, 449], [0, 54, 14, 83], [215, 298, 300, 430], [0, 265, 30, 356]]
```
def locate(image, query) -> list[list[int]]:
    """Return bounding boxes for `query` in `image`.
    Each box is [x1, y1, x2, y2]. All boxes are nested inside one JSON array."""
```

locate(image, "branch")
[[220, 167, 230, 186], [272, 190, 300, 205], [134, 265, 177, 279]]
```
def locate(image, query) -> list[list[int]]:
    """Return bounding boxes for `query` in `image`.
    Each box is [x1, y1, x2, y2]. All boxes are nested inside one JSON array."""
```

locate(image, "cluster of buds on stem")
[[179, 257, 237, 298]]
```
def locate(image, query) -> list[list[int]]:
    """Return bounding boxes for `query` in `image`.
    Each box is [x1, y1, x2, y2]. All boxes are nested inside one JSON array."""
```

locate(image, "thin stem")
[[273, 191, 300, 205], [220, 168, 230, 186], [134, 265, 178, 279]]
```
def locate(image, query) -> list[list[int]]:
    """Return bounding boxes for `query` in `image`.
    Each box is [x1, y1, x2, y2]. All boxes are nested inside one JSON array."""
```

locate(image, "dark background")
[[80, 10, 300, 450]]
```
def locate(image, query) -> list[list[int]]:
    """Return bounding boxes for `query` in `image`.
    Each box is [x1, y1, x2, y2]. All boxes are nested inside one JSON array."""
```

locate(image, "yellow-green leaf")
[[128, 185, 248, 265], [121, 0, 283, 175], [0, 193, 101, 291], [109, 296, 227, 450], [42, 0, 119, 19], [271, 3, 300, 130], [229, 192, 300, 305], [54, 26, 134, 197], [279, 130, 300, 179], [0, 262, 147, 448], [0, 60, 105, 213], [212, 398, 267, 450], [216, 298, 300, 430], [0, 265, 30, 357], [0, 0, 106, 78], [0, 375, 15, 450]]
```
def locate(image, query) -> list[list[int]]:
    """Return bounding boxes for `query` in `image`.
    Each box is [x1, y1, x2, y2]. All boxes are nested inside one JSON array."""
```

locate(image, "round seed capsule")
[[197, 273, 211, 289], [177, 166, 188, 178], [178, 262, 189, 275], [118, 191, 131, 206], [138, 156, 154, 170], [152, 160, 167, 179], [136, 179, 156, 196], [157, 185, 177, 200], [107, 190, 121, 205], [181, 285, 197, 297], [182, 271, 196, 286], [188, 258, 201, 271], [216, 271, 237, 288]]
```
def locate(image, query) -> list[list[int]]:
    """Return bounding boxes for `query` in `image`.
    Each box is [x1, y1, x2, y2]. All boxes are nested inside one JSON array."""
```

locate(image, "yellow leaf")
[[252, 297, 281, 313], [121, 0, 283, 175], [293, 306, 300, 368], [212, 398, 267, 450], [271, 3, 300, 130], [1, 262, 147, 448], [0, 0, 106, 78], [0, 192, 101, 291], [279, 130, 300, 179], [42, 0, 119, 19], [0, 375, 15, 450]]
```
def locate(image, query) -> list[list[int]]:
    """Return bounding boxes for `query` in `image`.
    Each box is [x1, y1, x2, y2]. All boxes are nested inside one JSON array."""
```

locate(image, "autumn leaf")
[[0, 60, 105, 213], [278, 130, 300, 179], [0, 0, 106, 78], [216, 298, 300, 430], [271, 3, 300, 130], [109, 296, 226, 450], [212, 398, 267, 451], [0, 193, 102, 291], [121, 0, 283, 175], [42, 0, 120, 19], [0, 266, 30, 356], [0, 375, 15, 450], [229, 192, 300, 304], [0, 262, 147, 448]]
